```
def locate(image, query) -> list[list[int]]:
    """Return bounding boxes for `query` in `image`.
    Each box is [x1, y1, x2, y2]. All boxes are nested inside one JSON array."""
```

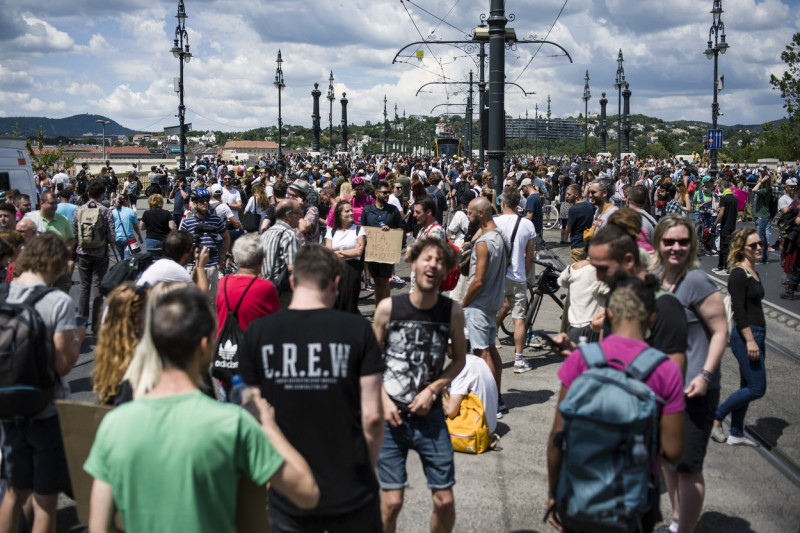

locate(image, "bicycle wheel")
[[542, 204, 559, 230], [500, 284, 535, 336]]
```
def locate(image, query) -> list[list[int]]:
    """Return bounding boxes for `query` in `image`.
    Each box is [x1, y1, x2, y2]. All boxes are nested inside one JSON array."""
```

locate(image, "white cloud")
[[0, 0, 797, 132]]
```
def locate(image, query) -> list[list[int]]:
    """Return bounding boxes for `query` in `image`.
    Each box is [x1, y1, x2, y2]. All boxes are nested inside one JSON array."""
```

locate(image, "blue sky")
[[1, 0, 798, 133]]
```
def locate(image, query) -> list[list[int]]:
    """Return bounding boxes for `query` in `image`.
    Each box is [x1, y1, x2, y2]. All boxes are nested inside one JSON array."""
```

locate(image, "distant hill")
[[0, 114, 136, 138]]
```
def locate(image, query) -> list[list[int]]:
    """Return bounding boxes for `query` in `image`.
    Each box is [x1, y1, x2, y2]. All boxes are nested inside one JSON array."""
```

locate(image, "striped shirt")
[[261, 220, 299, 282], [179, 213, 227, 267]]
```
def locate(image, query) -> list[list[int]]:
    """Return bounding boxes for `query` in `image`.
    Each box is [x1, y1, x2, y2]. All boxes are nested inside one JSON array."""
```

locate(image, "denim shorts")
[[1, 415, 71, 494], [463, 306, 498, 351], [377, 408, 455, 490]]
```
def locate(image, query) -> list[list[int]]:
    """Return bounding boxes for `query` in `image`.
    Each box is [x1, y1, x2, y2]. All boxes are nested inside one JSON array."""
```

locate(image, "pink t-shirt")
[[557, 334, 685, 416], [326, 193, 375, 227]]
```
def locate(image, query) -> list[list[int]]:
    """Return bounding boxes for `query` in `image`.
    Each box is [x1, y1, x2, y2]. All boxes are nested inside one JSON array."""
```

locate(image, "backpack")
[[0, 285, 58, 418], [212, 276, 257, 385], [446, 393, 492, 454], [427, 186, 448, 216], [553, 343, 666, 533], [768, 193, 779, 220], [100, 251, 155, 296], [77, 204, 107, 249]]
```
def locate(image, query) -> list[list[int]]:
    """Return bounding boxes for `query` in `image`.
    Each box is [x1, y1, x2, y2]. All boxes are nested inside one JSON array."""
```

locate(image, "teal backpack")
[[553, 343, 666, 533]]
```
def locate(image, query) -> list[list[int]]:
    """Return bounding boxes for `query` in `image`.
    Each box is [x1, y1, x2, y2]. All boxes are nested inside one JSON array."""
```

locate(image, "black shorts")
[[366, 261, 393, 280], [675, 389, 720, 474], [1, 415, 72, 495], [269, 496, 381, 533]]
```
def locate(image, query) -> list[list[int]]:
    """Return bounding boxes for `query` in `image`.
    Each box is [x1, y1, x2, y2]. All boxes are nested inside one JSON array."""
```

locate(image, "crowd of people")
[[0, 150, 796, 533]]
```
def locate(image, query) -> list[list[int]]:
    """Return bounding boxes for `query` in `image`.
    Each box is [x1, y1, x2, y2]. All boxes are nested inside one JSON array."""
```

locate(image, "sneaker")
[[390, 275, 405, 285], [514, 359, 533, 373], [364, 281, 375, 292], [528, 336, 544, 349], [710, 424, 726, 443], [727, 435, 758, 447], [496, 411, 503, 420], [711, 268, 728, 275], [780, 290, 796, 300]]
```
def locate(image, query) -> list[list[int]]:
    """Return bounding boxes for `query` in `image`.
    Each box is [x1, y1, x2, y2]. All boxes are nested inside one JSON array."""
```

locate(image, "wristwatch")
[[701, 370, 713, 383]]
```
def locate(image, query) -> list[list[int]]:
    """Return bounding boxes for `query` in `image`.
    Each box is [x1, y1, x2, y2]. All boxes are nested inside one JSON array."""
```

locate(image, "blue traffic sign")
[[707, 129, 723, 150]]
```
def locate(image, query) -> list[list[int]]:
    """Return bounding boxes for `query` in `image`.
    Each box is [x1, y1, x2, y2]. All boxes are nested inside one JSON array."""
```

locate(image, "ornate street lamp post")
[[274, 50, 285, 169], [614, 49, 626, 158], [340, 93, 348, 153], [311, 83, 321, 152], [705, 0, 729, 179], [171, 0, 192, 172], [582, 70, 591, 160], [327, 71, 335, 155]]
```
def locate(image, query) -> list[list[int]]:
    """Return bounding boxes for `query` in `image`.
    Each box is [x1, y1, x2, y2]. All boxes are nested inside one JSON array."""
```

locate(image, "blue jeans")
[[377, 408, 454, 490], [145, 238, 162, 258], [715, 325, 767, 437], [114, 240, 131, 260], [754, 217, 771, 263]]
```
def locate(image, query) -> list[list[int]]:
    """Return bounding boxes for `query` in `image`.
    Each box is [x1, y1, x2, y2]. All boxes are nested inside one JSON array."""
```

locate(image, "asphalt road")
[[33, 208, 800, 532]]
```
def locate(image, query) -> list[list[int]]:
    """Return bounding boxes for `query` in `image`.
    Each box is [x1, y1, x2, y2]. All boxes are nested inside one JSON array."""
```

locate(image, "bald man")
[[16, 218, 37, 245], [461, 197, 508, 410]]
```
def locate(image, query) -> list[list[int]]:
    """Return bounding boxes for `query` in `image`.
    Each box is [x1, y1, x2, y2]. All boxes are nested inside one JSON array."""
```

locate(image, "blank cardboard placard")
[[364, 227, 403, 264], [56, 400, 269, 531]]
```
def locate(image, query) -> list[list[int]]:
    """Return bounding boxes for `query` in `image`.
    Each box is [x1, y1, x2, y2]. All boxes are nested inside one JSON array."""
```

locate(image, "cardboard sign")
[[56, 400, 269, 531], [364, 227, 404, 264]]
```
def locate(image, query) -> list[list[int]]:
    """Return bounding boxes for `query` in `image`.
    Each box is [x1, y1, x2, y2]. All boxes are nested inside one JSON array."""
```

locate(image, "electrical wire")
[[399, 0, 450, 100], [405, 0, 465, 36], [513, 0, 569, 84], [185, 107, 253, 131]]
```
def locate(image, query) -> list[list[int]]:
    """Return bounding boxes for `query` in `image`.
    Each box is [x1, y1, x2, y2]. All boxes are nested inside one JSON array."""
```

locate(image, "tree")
[[26, 127, 76, 172], [768, 32, 800, 159]]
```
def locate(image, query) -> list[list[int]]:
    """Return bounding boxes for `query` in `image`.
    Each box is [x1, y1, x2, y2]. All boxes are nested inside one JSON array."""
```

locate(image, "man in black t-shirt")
[[362, 181, 405, 305], [564, 184, 593, 263], [713, 179, 739, 273], [240, 244, 384, 532], [372, 238, 467, 533]]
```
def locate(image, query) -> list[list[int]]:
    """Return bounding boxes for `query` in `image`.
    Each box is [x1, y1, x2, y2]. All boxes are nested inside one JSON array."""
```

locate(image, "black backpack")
[[0, 285, 58, 418], [212, 276, 257, 385]]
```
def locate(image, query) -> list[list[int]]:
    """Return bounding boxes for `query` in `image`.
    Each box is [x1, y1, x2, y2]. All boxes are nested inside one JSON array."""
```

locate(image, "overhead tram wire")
[[405, 0, 465, 36], [184, 107, 253, 131], [513, 0, 569, 84], [400, 0, 451, 100]]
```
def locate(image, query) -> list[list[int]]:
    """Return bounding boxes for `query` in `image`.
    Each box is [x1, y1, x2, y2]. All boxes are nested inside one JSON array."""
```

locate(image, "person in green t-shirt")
[[84, 285, 319, 533]]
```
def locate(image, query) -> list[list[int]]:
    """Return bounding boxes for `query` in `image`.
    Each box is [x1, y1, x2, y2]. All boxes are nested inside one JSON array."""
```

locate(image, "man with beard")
[[373, 238, 466, 533]]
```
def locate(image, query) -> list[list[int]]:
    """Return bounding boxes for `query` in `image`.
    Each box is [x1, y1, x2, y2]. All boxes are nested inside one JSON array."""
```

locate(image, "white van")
[[0, 137, 38, 209]]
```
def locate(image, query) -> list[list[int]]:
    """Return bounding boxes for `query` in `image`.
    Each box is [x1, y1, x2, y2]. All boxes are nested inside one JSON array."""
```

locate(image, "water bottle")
[[578, 335, 589, 346], [228, 375, 248, 406], [631, 435, 648, 466]]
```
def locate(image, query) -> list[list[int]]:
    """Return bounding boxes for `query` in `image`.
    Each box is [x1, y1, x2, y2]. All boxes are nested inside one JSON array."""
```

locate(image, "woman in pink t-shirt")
[[546, 273, 685, 532]]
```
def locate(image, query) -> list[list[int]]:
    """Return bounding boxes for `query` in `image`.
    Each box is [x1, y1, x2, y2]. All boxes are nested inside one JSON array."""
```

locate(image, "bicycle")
[[542, 203, 559, 230], [500, 259, 565, 337]]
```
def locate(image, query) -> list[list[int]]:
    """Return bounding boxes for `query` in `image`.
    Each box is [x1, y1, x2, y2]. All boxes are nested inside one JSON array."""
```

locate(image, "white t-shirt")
[[557, 262, 607, 327], [448, 210, 470, 246], [221, 188, 242, 206], [778, 194, 796, 213], [136, 258, 192, 287], [387, 194, 403, 214], [325, 225, 364, 252], [449, 354, 498, 433], [211, 201, 236, 223], [494, 214, 536, 282]]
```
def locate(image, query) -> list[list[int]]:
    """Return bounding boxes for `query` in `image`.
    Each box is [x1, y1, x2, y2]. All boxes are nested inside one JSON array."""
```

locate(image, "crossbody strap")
[[225, 276, 258, 319], [579, 343, 607, 369], [507, 215, 522, 260]]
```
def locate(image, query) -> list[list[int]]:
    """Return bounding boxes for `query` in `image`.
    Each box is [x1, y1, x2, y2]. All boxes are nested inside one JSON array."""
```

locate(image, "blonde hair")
[[123, 282, 185, 399], [727, 228, 757, 271], [93, 283, 148, 403], [148, 194, 164, 209], [651, 215, 699, 275], [339, 181, 352, 199], [252, 182, 269, 211]]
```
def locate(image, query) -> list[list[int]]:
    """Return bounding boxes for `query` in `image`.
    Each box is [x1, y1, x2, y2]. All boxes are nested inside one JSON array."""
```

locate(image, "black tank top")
[[383, 294, 453, 411]]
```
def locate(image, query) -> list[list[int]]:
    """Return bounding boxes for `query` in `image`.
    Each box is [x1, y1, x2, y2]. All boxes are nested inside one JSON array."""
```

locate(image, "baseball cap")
[[209, 184, 223, 196], [786, 178, 798, 186], [518, 178, 533, 189]]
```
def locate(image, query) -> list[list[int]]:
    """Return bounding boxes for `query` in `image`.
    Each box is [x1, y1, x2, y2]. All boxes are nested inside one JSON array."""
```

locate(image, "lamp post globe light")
[[95, 119, 110, 161], [274, 50, 285, 170], [705, 0, 729, 179], [327, 71, 335, 155], [171, 0, 192, 173], [613, 49, 626, 158], [582, 71, 591, 161]]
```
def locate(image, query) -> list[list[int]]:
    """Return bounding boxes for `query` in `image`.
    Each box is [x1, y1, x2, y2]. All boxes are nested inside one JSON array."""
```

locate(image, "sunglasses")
[[661, 238, 691, 247], [747, 241, 763, 250]]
